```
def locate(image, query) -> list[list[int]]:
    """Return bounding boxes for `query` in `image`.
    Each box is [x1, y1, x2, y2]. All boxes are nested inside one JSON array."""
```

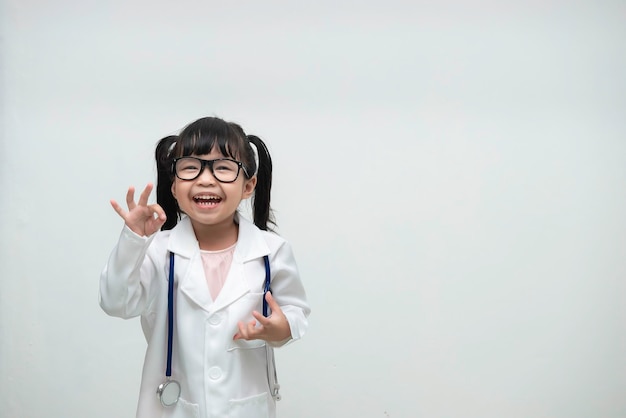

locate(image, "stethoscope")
[[156, 252, 272, 407]]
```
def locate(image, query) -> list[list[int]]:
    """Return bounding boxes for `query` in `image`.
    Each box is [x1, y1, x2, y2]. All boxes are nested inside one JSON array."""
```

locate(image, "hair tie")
[[249, 141, 259, 176], [167, 141, 176, 157]]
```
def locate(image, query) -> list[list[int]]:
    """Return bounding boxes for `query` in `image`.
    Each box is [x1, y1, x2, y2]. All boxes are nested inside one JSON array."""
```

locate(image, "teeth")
[[195, 195, 220, 201]]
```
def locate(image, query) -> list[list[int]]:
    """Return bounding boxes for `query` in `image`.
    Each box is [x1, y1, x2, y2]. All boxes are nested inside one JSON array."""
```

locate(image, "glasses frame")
[[172, 157, 249, 183]]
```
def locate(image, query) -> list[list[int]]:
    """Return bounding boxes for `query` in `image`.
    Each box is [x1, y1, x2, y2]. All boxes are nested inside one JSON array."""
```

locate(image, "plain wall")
[[1, 1, 625, 417]]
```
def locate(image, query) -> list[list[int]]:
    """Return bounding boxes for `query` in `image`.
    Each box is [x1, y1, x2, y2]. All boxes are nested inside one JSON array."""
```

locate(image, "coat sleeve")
[[99, 226, 161, 319], [268, 240, 311, 347]]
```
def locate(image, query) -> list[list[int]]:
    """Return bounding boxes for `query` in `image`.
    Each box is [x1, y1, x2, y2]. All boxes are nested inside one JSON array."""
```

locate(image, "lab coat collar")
[[166, 214, 270, 261], [232, 213, 271, 262], [166, 214, 270, 313]]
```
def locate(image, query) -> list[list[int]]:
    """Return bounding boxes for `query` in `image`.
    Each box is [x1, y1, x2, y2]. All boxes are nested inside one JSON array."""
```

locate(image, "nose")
[[196, 163, 217, 184]]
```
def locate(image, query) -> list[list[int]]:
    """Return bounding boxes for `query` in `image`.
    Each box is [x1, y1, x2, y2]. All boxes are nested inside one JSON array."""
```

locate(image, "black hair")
[[155, 116, 275, 231], [155, 135, 180, 230]]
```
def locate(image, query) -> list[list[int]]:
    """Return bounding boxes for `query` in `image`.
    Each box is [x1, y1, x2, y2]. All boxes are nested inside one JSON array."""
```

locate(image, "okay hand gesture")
[[233, 292, 292, 343], [110, 183, 166, 237]]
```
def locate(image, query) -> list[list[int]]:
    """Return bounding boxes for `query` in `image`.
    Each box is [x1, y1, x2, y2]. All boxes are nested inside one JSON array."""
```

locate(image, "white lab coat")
[[100, 214, 310, 418]]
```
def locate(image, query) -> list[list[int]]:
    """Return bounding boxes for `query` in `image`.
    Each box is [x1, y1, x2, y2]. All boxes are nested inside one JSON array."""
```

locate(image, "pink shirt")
[[199, 242, 236, 301]]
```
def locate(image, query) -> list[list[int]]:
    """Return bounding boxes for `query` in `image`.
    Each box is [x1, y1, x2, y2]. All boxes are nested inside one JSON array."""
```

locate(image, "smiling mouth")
[[194, 195, 222, 206]]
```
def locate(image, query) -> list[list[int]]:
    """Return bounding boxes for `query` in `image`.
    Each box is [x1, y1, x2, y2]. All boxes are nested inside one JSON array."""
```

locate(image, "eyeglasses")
[[173, 157, 248, 183]]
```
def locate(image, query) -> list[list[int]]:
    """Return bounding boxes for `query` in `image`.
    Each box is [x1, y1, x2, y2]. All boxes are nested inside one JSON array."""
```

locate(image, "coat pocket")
[[227, 337, 266, 351], [228, 392, 270, 418], [161, 397, 199, 418]]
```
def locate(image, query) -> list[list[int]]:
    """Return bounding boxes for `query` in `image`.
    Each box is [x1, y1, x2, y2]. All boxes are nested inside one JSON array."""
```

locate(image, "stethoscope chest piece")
[[157, 378, 181, 407]]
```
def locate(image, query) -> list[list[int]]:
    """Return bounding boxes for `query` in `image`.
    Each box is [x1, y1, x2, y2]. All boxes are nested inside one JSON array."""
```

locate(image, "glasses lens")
[[212, 159, 240, 182], [175, 158, 202, 180]]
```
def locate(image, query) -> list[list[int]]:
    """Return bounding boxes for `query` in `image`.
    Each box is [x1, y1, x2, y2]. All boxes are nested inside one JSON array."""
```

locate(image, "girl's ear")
[[242, 176, 257, 199], [171, 182, 177, 199]]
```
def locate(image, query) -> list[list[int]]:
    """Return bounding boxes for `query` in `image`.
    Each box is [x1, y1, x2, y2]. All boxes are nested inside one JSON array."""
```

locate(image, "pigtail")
[[247, 135, 276, 231], [155, 135, 180, 230]]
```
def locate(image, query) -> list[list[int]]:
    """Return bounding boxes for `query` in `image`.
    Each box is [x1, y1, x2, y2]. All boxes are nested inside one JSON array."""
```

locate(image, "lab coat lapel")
[[167, 217, 213, 312], [210, 259, 249, 312], [211, 215, 270, 313]]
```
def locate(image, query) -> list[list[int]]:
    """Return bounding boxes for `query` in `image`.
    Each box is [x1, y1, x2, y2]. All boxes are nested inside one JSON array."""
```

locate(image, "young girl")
[[99, 116, 310, 418]]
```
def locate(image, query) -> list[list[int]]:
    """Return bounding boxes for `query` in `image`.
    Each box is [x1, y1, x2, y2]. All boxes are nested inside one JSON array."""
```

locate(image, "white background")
[[1, 1, 625, 417]]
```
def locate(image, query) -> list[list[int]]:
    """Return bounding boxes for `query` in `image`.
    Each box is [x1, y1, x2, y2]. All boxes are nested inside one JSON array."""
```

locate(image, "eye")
[[214, 161, 237, 172], [177, 159, 200, 171]]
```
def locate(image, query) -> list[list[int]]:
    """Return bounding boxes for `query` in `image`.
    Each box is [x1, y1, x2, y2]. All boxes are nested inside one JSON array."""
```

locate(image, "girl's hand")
[[233, 292, 292, 342], [110, 184, 166, 237]]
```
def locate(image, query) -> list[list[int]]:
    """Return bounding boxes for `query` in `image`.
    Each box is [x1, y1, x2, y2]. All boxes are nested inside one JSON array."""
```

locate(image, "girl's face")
[[171, 146, 257, 231]]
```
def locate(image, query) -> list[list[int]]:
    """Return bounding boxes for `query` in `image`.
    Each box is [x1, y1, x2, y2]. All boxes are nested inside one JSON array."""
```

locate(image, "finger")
[[149, 203, 167, 222], [265, 292, 283, 314], [137, 183, 154, 207], [252, 310, 270, 326], [125, 186, 136, 210], [232, 320, 246, 340], [244, 320, 260, 339], [236, 321, 249, 340], [234, 319, 262, 341], [110, 199, 126, 218]]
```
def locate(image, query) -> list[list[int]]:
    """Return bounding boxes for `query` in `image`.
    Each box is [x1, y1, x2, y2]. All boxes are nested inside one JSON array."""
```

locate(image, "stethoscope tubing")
[[263, 255, 271, 317], [166, 252, 175, 378]]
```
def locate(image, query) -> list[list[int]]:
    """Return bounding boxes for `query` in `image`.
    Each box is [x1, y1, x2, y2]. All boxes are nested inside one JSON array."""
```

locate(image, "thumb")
[[265, 291, 282, 312]]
